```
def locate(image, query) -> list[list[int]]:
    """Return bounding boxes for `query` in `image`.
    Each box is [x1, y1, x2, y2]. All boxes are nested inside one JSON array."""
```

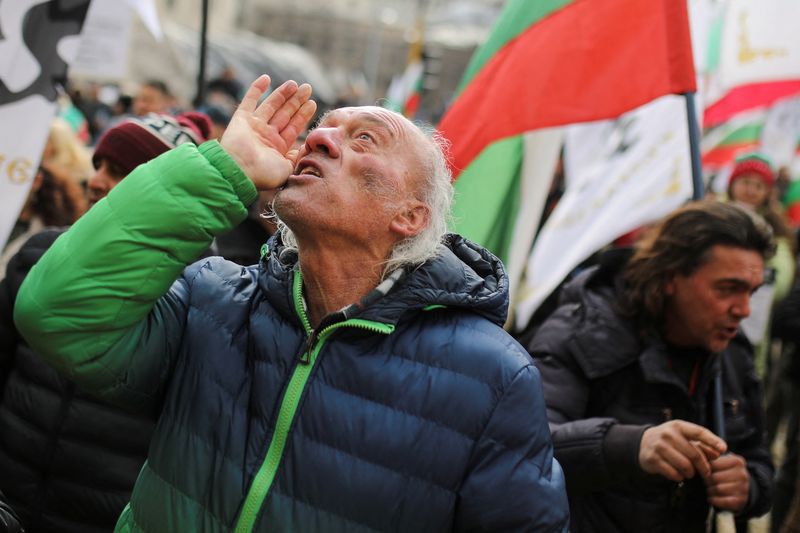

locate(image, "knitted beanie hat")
[[728, 152, 775, 188], [92, 112, 212, 176]]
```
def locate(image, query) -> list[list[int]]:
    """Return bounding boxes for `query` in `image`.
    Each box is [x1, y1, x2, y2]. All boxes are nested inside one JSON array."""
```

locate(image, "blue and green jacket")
[[15, 142, 568, 532]]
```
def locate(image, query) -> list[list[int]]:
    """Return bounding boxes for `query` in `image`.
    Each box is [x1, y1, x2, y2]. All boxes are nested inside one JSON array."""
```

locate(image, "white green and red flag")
[[402, 69, 423, 118], [785, 180, 800, 227], [703, 0, 800, 127], [437, 0, 697, 272], [385, 37, 424, 118], [785, 136, 800, 227], [701, 119, 763, 171]]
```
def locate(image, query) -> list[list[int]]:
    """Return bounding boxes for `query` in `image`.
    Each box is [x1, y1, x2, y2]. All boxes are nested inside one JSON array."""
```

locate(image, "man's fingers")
[[711, 453, 746, 471], [238, 75, 271, 114], [678, 422, 727, 454], [687, 441, 713, 478], [268, 83, 313, 131], [704, 454, 749, 512], [708, 455, 748, 485], [692, 440, 722, 462], [659, 446, 698, 480], [280, 99, 317, 148], [706, 479, 741, 496], [255, 80, 300, 122], [708, 495, 747, 512], [653, 458, 684, 482]]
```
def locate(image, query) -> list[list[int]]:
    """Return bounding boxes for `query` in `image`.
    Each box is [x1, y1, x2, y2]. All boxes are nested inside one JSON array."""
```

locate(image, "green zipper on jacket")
[[233, 269, 394, 533]]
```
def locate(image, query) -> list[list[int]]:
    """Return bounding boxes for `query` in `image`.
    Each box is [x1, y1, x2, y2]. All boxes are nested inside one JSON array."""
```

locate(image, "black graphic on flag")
[[0, 0, 90, 106]]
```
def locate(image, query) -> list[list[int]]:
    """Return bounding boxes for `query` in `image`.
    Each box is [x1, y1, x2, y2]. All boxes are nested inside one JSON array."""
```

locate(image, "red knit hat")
[[728, 152, 775, 188], [92, 112, 212, 176]]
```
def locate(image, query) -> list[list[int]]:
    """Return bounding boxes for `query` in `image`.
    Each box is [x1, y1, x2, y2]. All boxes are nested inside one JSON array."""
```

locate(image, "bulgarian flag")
[[702, 121, 763, 171], [785, 181, 800, 227], [438, 0, 696, 266], [402, 68, 423, 118], [785, 138, 800, 227], [385, 32, 424, 118]]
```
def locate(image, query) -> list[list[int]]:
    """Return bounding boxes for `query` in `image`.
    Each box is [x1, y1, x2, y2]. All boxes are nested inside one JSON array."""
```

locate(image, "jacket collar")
[[258, 233, 509, 328]]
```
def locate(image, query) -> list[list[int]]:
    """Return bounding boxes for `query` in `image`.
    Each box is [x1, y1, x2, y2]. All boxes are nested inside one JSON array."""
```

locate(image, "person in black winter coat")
[[0, 490, 23, 533], [0, 113, 211, 532], [0, 229, 154, 532], [771, 280, 800, 533], [527, 202, 774, 533]]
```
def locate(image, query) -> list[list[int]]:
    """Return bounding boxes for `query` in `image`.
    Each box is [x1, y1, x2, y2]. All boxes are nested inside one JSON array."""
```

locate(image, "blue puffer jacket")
[[15, 142, 569, 532]]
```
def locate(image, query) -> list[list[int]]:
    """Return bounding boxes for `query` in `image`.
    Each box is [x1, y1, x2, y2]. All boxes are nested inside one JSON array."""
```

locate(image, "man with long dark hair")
[[529, 201, 774, 532]]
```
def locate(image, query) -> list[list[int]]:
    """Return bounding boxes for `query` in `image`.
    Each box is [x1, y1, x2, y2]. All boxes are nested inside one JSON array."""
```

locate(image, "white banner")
[[69, 0, 134, 80], [0, 96, 55, 250], [0, 0, 90, 251], [713, 0, 800, 94], [127, 0, 162, 42], [505, 127, 564, 314], [760, 96, 800, 170], [514, 95, 694, 329]]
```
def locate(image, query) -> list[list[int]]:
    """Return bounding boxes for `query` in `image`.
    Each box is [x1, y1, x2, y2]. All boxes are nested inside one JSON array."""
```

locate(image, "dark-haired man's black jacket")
[[0, 489, 23, 533], [527, 252, 773, 533], [0, 229, 155, 532]]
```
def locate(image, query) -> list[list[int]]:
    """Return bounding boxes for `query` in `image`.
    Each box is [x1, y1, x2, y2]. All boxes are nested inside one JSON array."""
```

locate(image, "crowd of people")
[[0, 71, 799, 533]]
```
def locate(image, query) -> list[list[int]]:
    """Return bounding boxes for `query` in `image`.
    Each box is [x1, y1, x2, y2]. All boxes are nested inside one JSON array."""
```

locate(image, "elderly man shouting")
[[14, 76, 568, 532]]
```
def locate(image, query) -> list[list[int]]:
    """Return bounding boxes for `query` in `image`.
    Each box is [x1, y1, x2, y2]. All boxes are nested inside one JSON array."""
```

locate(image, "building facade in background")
[[157, 0, 503, 121]]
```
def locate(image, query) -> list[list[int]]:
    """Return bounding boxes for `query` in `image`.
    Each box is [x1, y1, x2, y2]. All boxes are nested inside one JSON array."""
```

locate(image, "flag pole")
[[193, 0, 210, 108], [684, 92, 704, 201]]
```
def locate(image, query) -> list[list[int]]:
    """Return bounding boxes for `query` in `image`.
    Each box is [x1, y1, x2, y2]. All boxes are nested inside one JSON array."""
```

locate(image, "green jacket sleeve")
[[13, 141, 257, 410]]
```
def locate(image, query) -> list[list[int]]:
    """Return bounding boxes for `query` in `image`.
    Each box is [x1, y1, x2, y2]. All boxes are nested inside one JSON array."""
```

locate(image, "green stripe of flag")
[[456, 0, 574, 95], [718, 123, 763, 145], [784, 180, 800, 205], [452, 137, 522, 260]]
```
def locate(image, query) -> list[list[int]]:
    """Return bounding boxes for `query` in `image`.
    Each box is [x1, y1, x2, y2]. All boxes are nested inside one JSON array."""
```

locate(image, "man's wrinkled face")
[[663, 245, 764, 353], [274, 106, 425, 245]]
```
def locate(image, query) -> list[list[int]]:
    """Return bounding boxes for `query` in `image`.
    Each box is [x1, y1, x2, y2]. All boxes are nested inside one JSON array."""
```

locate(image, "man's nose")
[[87, 170, 111, 199], [305, 127, 341, 158], [731, 293, 751, 319], [87, 173, 105, 194]]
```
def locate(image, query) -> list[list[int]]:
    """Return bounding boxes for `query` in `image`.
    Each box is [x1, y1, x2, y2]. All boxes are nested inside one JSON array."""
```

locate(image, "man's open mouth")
[[294, 159, 323, 178]]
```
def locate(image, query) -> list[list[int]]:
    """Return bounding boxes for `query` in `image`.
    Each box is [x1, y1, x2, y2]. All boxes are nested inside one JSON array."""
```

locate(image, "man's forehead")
[[319, 106, 412, 135], [697, 245, 765, 284]]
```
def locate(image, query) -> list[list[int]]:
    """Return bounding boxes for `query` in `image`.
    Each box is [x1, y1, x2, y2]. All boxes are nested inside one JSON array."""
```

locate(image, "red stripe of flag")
[[702, 142, 760, 169], [438, 0, 695, 179], [704, 80, 800, 127]]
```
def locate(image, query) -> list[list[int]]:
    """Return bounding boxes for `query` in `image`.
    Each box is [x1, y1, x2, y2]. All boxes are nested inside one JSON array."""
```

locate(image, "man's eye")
[[357, 132, 373, 142]]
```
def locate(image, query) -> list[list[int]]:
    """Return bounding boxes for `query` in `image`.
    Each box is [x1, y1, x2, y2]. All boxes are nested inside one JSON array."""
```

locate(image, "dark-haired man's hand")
[[639, 420, 727, 481], [705, 453, 750, 512]]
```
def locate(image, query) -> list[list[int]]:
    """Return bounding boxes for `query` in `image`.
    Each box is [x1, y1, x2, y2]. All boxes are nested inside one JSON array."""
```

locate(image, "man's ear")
[[389, 201, 430, 238]]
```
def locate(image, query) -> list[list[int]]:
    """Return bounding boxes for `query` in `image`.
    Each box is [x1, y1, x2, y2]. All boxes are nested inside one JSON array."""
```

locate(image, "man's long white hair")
[[274, 121, 454, 276]]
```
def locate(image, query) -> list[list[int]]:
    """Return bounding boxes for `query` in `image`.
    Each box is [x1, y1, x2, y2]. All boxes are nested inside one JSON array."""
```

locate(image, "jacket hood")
[[260, 233, 509, 328], [5, 228, 66, 300], [533, 248, 644, 379]]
